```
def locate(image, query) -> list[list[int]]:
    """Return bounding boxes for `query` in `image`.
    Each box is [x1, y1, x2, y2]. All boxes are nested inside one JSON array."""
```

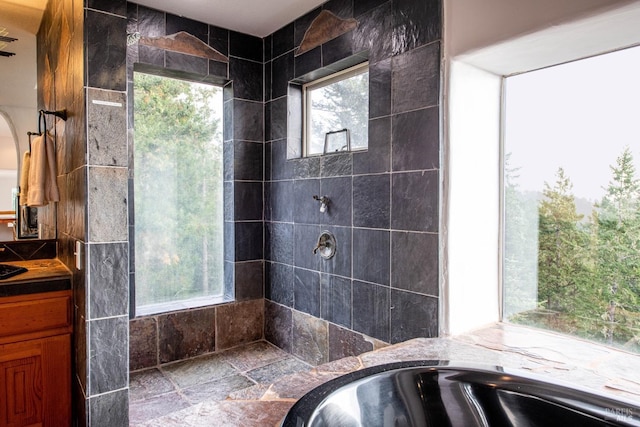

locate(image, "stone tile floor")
[[130, 323, 640, 426]]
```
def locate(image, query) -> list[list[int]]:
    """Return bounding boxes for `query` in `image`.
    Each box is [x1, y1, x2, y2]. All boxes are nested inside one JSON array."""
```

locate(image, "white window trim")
[[444, 1, 640, 336], [302, 62, 369, 157]]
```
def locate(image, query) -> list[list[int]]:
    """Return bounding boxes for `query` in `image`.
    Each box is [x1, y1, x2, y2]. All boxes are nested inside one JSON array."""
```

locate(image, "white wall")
[[442, 0, 640, 335]]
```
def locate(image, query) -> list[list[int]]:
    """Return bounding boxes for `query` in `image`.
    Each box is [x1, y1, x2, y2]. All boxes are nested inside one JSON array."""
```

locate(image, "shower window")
[[502, 45, 640, 352], [133, 72, 224, 314], [303, 63, 369, 156]]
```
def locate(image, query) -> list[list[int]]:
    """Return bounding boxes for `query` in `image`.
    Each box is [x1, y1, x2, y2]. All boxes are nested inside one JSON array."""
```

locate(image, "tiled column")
[[81, 1, 130, 426]]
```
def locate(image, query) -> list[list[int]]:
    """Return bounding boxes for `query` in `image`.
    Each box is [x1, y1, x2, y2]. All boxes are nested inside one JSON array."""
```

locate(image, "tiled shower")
[[39, 0, 443, 424]]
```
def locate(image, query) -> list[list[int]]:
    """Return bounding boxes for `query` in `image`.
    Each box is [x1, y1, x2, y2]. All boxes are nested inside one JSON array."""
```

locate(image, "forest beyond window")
[[503, 45, 640, 352], [133, 72, 224, 314]]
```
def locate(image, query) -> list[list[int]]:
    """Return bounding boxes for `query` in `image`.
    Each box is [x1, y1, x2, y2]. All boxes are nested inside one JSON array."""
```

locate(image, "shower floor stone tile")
[[131, 326, 640, 426]]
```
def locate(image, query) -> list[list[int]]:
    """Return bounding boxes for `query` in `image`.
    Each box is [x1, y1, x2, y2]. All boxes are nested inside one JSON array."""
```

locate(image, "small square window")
[[303, 63, 369, 156]]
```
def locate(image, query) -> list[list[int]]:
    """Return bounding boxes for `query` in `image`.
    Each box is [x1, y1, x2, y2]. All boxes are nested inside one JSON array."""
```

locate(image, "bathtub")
[[280, 360, 640, 426]]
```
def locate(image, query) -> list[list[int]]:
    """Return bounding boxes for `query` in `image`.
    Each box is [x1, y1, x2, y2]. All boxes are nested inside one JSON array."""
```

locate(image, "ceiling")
[[135, 0, 325, 37]]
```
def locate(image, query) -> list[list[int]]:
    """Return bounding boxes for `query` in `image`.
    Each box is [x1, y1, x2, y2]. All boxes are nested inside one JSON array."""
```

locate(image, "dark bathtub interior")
[[281, 361, 640, 427]]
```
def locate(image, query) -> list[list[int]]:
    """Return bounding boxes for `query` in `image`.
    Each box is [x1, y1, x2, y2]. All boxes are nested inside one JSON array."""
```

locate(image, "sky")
[[505, 44, 640, 202]]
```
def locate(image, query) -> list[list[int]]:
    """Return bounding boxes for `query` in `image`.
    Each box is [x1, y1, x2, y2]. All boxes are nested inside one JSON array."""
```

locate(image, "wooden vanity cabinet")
[[0, 289, 72, 427]]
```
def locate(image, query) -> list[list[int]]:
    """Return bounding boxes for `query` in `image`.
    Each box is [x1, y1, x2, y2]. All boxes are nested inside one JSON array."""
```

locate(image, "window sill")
[[135, 294, 230, 317]]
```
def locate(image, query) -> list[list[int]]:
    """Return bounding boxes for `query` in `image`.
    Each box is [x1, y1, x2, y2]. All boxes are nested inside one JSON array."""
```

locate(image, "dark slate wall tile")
[[391, 231, 438, 296], [272, 53, 294, 99], [354, 0, 389, 17], [89, 242, 128, 319], [267, 181, 294, 222], [230, 58, 263, 102], [129, 317, 157, 371], [209, 60, 228, 78], [266, 262, 294, 307], [320, 176, 352, 226], [235, 261, 264, 301], [264, 34, 273, 62], [293, 179, 321, 224], [392, 42, 440, 114], [324, 0, 354, 19], [137, 5, 165, 37], [391, 171, 438, 232], [270, 97, 288, 141], [322, 32, 354, 67], [292, 310, 328, 365], [353, 174, 390, 229], [295, 46, 322, 78], [294, 268, 321, 317], [392, 107, 439, 171], [271, 139, 294, 181], [294, 224, 322, 271], [229, 31, 262, 62], [86, 10, 127, 91], [166, 14, 207, 42], [369, 59, 391, 119], [353, 280, 390, 342], [224, 221, 235, 262], [88, 0, 126, 15], [90, 316, 129, 394], [234, 100, 264, 142], [353, 116, 391, 175], [321, 153, 352, 177], [390, 290, 438, 343], [158, 308, 215, 363], [353, 228, 390, 286], [353, 2, 393, 63], [392, 0, 441, 55], [265, 61, 273, 101], [209, 25, 229, 57], [293, 156, 321, 179], [216, 300, 263, 350], [273, 22, 294, 58], [165, 51, 208, 75], [89, 389, 129, 427], [319, 225, 352, 277], [266, 221, 294, 264], [234, 182, 263, 221], [223, 98, 233, 141], [235, 221, 264, 261], [234, 141, 264, 181], [321, 274, 352, 328], [139, 45, 164, 68], [265, 300, 293, 352], [328, 324, 373, 362]]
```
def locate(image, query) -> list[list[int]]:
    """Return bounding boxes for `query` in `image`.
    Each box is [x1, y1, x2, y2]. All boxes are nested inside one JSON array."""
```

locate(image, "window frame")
[[132, 70, 226, 317], [302, 62, 369, 157]]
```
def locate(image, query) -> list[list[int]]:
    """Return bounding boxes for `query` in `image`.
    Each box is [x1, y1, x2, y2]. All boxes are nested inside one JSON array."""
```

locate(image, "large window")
[[133, 72, 224, 314], [503, 46, 640, 352], [303, 63, 369, 156]]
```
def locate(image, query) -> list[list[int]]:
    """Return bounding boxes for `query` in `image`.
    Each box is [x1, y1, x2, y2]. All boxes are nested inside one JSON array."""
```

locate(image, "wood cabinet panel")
[[0, 291, 72, 427]]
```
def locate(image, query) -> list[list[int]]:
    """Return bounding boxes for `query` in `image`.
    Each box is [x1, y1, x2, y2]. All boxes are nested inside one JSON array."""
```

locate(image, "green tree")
[[537, 168, 589, 313], [308, 70, 369, 153], [134, 73, 223, 307], [593, 147, 640, 346]]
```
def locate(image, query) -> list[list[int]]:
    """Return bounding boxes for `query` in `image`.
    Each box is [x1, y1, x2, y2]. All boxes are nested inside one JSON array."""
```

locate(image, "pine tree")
[[537, 168, 588, 314], [594, 147, 640, 346]]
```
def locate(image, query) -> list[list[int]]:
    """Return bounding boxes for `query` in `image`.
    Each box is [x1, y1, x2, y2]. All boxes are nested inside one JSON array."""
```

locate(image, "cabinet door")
[[0, 334, 71, 427]]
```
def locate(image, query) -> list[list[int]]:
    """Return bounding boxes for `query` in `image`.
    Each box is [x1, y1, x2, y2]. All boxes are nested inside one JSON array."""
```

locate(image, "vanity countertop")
[[0, 259, 71, 297]]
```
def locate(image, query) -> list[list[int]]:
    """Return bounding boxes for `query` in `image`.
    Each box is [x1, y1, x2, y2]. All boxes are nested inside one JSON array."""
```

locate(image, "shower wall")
[[264, 0, 442, 364]]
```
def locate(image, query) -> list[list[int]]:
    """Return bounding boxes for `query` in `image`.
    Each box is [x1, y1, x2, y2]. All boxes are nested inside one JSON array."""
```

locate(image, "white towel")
[[19, 151, 30, 206], [27, 132, 59, 207]]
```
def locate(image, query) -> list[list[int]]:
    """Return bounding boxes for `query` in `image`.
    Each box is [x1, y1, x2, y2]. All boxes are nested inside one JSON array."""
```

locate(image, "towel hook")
[[38, 108, 68, 134]]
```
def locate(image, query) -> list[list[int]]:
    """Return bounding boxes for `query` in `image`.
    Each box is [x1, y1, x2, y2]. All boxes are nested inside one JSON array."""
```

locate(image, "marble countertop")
[[0, 258, 71, 297]]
